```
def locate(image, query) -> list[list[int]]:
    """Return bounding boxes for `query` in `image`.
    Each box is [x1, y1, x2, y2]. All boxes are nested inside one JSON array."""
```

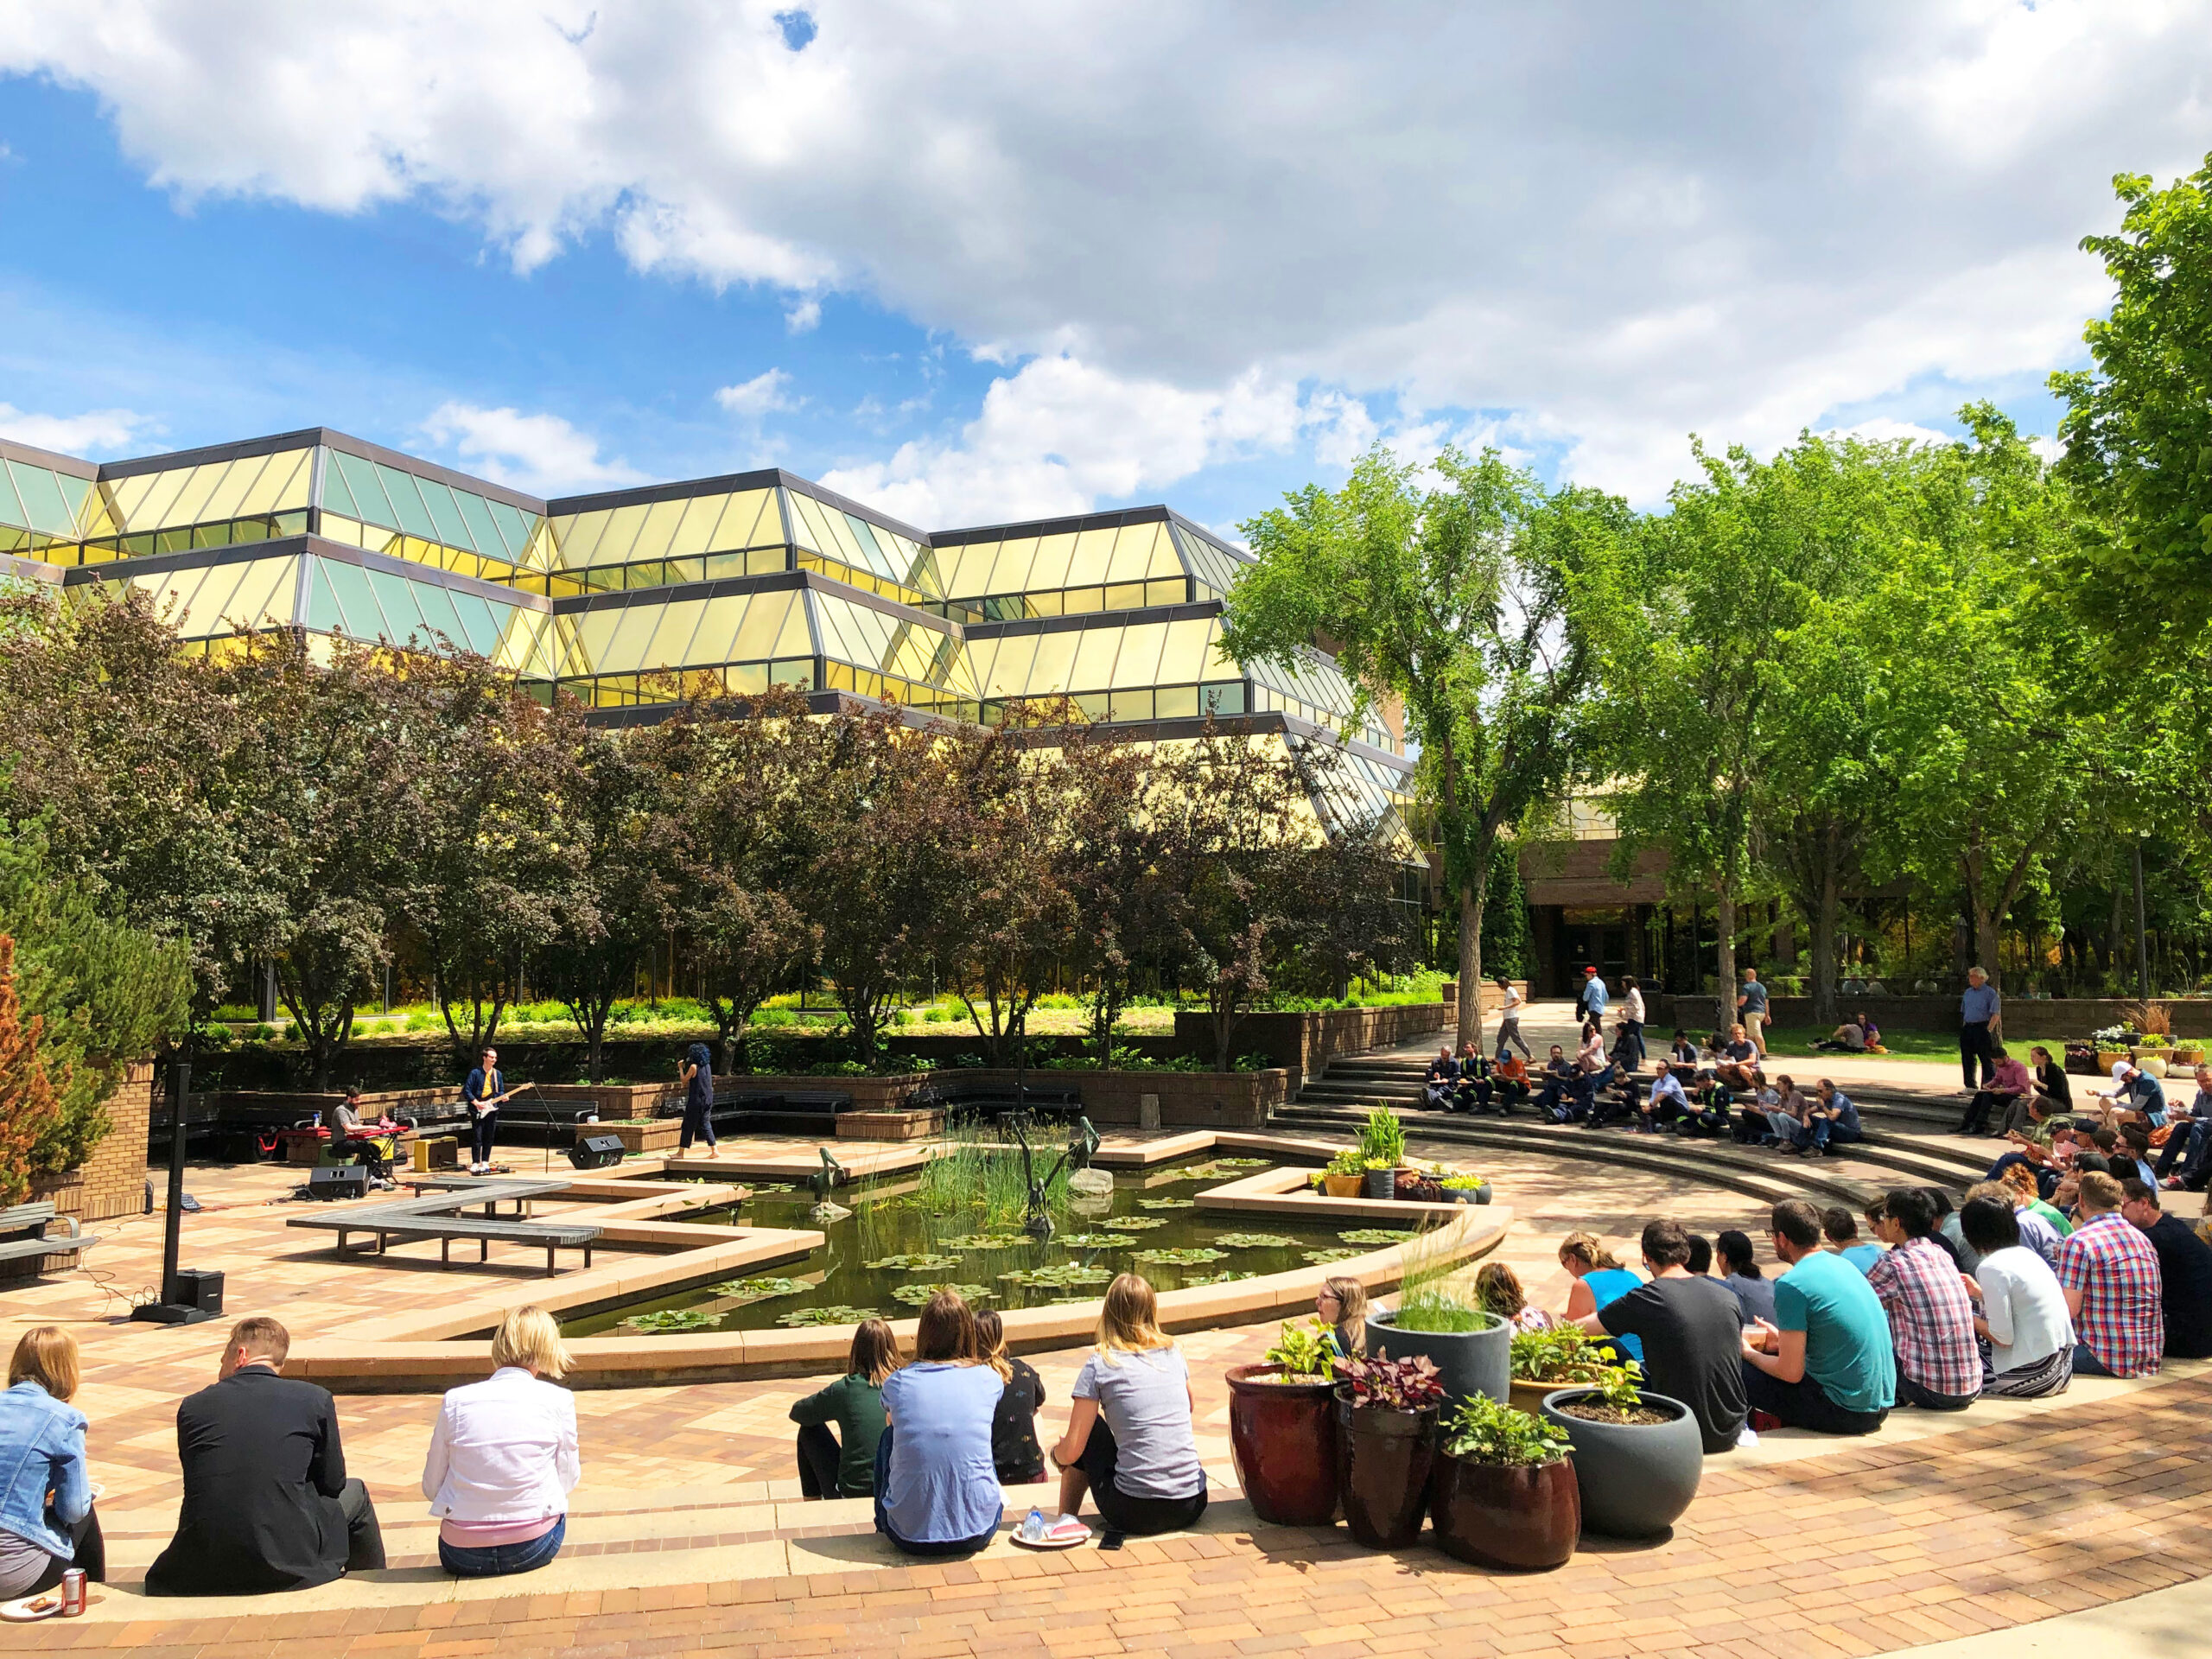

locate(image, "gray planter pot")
[[1364, 1166, 1402, 1199], [1538, 1388, 1704, 1538], [1364, 1308, 1511, 1407], [1444, 1186, 1492, 1205]]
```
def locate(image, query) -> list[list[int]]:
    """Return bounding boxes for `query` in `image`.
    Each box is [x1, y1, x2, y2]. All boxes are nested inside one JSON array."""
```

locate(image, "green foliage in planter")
[[1358, 1104, 1406, 1168], [710, 1276, 807, 1302], [1136, 1197, 1195, 1211], [775, 1305, 879, 1327], [1001, 1262, 1113, 1288], [1333, 1352, 1445, 1410], [1509, 1325, 1629, 1385], [1325, 1146, 1365, 1177], [889, 1281, 993, 1306], [1263, 1318, 1334, 1381], [1392, 1288, 1491, 1334], [1130, 1246, 1229, 1266], [1441, 1394, 1571, 1465], [1338, 1228, 1420, 1245], [1439, 1173, 1486, 1191], [1210, 1232, 1299, 1249], [624, 1307, 721, 1334]]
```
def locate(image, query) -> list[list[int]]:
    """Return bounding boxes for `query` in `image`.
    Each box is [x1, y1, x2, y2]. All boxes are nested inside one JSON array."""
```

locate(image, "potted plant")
[[1366, 1247, 1510, 1407], [1439, 1173, 1491, 1206], [1226, 1320, 1341, 1525], [1538, 1364, 1704, 1539], [1507, 1326, 1629, 1415], [1333, 1353, 1445, 1548], [1359, 1106, 1407, 1198], [2128, 1000, 2175, 1065], [1322, 1146, 1366, 1198], [1429, 1394, 1579, 1571]]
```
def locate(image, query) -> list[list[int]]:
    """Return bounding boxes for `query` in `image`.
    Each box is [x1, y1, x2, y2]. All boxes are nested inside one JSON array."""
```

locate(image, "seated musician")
[[330, 1086, 403, 1189]]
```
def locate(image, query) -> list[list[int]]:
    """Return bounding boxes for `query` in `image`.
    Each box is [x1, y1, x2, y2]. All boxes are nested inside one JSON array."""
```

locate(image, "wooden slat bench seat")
[[0, 1200, 98, 1269]]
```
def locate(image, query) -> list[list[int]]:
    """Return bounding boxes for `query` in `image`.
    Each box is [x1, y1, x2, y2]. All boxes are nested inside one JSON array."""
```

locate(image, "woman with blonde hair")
[[973, 1309, 1048, 1484], [791, 1318, 899, 1500], [0, 1326, 103, 1597], [421, 1306, 579, 1579], [1316, 1275, 1369, 1359], [1050, 1274, 1207, 1537], [875, 1291, 1001, 1556], [1559, 1231, 1645, 1363], [1475, 1262, 1557, 1332]]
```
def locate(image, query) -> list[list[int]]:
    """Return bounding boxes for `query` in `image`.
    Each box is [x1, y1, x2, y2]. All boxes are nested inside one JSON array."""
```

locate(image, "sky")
[[0, 1, 2209, 537]]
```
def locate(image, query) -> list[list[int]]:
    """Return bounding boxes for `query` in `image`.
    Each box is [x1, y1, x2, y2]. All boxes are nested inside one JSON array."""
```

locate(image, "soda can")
[[60, 1567, 86, 1615]]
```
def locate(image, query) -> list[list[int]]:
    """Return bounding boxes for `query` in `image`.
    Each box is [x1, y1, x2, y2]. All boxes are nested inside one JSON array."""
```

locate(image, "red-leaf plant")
[[1332, 1352, 1446, 1412]]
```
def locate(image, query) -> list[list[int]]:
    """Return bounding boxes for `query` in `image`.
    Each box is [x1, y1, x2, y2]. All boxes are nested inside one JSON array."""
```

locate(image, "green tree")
[[2050, 153, 2212, 632], [1228, 446, 1614, 1050]]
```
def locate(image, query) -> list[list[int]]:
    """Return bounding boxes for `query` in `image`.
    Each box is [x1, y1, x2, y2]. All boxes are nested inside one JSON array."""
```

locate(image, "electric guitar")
[[467, 1080, 535, 1117]]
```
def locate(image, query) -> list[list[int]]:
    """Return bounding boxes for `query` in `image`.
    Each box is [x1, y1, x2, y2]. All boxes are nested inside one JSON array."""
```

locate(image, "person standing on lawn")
[[1959, 967, 1999, 1092], [1737, 969, 1770, 1058]]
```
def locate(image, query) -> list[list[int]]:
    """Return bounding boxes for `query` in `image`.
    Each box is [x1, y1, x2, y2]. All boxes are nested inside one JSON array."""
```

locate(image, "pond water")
[[561, 1156, 1403, 1338]]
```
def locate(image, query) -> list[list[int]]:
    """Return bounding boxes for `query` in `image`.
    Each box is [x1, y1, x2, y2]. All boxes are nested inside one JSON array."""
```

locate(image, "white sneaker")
[[1735, 1424, 1760, 1448]]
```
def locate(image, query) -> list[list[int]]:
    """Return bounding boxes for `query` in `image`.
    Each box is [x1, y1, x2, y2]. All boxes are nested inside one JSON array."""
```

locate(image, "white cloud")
[[715, 368, 794, 417], [0, 402, 145, 456], [418, 403, 645, 495], [784, 298, 821, 334], [5, 1, 2211, 505]]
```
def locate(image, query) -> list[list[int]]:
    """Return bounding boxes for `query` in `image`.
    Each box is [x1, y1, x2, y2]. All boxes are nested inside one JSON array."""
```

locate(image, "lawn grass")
[[1755, 1026, 1963, 1062]]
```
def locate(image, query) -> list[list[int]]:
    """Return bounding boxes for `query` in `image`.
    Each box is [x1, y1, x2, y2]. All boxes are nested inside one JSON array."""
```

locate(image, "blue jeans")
[[439, 1514, 565, 1578]]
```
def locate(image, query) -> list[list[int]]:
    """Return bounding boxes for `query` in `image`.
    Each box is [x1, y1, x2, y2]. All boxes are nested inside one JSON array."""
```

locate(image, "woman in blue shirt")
[[874, 1293, 1002, 1556], [0, 1326, 103, 1599], [677, 1042, 717, 1157], [1559, 1232, 1645, 1364]]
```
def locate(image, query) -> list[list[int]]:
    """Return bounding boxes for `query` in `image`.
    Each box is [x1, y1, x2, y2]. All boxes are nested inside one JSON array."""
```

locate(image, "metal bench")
[[0, 1201, 97, 1270], [286, 1179, 599, 1276], [709, 1089, 853, 1134]]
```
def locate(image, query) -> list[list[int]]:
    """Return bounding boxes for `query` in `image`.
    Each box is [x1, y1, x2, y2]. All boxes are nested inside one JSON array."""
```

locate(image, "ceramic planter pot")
[[1324, 1172, 1366, 1198], [1226, 1364, 1340, 1526], [1443, 1185, 1491, 1205], [1334, 1388, 1438, 1548], [1429, 1451, 1579, 1571], [1364, 1166, 1402, 1199], [1538, 1388, 1704, 1538], [1367, 1309, 1511, 1408]]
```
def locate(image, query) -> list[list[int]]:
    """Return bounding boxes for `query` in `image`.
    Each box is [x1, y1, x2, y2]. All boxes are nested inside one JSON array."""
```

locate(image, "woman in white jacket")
[[422, 1306, 581, 1578]]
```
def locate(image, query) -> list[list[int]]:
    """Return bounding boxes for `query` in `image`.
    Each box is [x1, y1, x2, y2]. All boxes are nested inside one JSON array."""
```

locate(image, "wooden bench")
[[0, 1201, 98, 1272]]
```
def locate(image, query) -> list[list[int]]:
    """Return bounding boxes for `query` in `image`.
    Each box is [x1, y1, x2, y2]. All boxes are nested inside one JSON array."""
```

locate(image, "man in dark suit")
[[144, 1316, 385, 1595], [1421, 1046, 1460, 1111]]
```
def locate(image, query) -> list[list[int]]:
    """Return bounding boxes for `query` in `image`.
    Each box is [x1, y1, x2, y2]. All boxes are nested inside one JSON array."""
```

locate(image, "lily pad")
[[1130, 1246, 1229, 1266], [1184, 1268, 1259, 1286], [1001, 1262, 1115, 1288], [1137, 1197, 1195, 1211], [1167, 1158, 1268, 1179], [944, 1234, 1032, 1251], [1053, 1233, 1128, 1248], [710, 1276, 806, 1302], [1211, 1232, 1298, 1250], [775, 1305, 877, 1327], [890, 1282, 994, 1306], [865, 1253, 962, 1271], [623, 1307, 721, 1334], [1303, 1247, 1361, 1265], [1100, 1215, 1168, 1231], [1338, 1228, 1421, 1246]]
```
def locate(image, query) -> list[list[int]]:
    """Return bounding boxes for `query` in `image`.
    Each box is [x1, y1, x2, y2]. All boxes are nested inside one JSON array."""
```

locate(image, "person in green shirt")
[[791, 1319, 899, 1499], [1740, 1199, 1896, 1434]]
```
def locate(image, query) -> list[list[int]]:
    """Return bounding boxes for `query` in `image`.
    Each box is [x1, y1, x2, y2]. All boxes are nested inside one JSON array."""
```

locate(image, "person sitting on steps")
[[1421, 1045, 1459, 1111], [1960, 1045, 2034, 1136], [1739, 1200, 1897, 1436], [791, 1319, 898, 1501]]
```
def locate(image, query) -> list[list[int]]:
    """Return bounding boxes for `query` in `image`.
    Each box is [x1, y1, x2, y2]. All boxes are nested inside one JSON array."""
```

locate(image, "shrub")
[[1440, 1395, 1570, 1465]]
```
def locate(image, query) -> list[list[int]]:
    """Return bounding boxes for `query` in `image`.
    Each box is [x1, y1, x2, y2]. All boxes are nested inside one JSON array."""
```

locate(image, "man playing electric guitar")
[[461, 1046, 533, 1176]]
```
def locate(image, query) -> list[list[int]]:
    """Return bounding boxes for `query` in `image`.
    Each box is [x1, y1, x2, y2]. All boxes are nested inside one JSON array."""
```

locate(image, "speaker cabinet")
[[569, 1133, 625, 1171], [174, 1268, 226, 1314], [308, 1166, 371, 1201]]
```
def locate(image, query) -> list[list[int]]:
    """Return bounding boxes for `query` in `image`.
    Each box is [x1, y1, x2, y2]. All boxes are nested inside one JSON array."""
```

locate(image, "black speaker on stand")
[[569, 1133, 624, 1171], [132, 1058, 220, 1326]]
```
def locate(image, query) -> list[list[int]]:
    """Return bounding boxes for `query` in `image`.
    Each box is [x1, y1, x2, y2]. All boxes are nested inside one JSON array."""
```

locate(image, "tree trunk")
[[1456, 879, 1487, 1053], [1808, 858, 1842, 1027], [1713, 887, 1737, 1008]]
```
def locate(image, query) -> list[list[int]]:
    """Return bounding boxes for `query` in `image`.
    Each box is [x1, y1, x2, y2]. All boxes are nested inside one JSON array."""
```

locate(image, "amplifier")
[[307, 1166, 371, 1201], [174, 1268, 226, 1315], [569, 1133, 626, 1171]]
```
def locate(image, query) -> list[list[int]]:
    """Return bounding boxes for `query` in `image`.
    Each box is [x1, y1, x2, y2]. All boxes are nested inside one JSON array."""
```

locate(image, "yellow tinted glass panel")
[[783, 491, 825, 555], [552, 509, 607, 566], [137, 565, 209, 628], [982, 537, 1034, 596], [1065, 528, 1116, 588], [594, 505, 651, 567], [774, 594, 813, 658], [687, 594, 747, 659], [664, 495, 724, 559], [126, 467, 194, 531], [733, 590, 801, 661], [221, 557, 293, 628], [101, 473, 155, 530], [1204, 620, 1239, 678], [631, 499, 688, 563], [1109, 621, 1167, 688], [570, 606, 628, 672], [982, 633, 1037, 697], [165, 463, 228, 529], [720, 489, 779, 550], [1160, 617, 1217, 683], [1027, 629, 1078, 694], [1107, 524, 1163, 583], [1028, 532, 1077, 592], [637, 597, 708, 666], [200, 454, 265, 521], [1069, 626, 1121, 690], [594, 605, 662, 672], [932, 541, 992, 596]]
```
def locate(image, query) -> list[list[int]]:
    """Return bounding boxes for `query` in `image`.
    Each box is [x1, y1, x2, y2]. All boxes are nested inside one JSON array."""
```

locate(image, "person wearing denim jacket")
[[0, 1327, 103, 1598]]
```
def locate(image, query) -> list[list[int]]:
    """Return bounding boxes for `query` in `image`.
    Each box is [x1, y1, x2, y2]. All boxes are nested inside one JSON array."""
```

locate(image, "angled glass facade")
[[13, 425, 1413, 844]]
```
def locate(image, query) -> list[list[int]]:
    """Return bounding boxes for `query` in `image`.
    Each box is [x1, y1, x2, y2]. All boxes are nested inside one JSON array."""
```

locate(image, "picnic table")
[[287, 1179, 598, 1277]]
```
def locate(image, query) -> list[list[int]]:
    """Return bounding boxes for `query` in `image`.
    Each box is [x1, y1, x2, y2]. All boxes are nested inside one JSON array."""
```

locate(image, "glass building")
[[1, 427, 1415, 850]]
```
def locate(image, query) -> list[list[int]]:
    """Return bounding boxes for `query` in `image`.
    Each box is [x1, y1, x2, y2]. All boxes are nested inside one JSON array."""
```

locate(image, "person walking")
[[1577, 966, 1608, 1027], [1619, 976, 1647, 1068], [1737, 969, 1770, 1058], [677, 1042, 718, 1158], [1959, 967, 2000, 1092], [1493, 976, 1531, 1059]]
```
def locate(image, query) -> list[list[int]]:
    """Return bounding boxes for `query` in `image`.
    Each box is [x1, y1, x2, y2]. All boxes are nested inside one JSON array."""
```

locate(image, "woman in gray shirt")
[[1049, 1275, 1206, 1537]]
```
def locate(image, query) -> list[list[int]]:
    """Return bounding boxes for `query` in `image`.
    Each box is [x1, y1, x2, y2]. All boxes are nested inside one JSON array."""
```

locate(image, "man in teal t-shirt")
[[1741, 1199, 1895, 1433]]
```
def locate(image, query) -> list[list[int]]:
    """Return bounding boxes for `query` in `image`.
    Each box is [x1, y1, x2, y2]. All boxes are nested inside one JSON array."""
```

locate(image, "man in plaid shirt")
[[2057, 1171, 2164, 1376], [1866, 1188, 1981, 1408]]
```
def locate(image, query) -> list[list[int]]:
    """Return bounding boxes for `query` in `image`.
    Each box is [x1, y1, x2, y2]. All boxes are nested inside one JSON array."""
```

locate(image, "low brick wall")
[[957, 1066, 1289, 1129], [1177, 1005, 1449, 1090], [537, 1082, 681, 1120], [33, 1060, 153, 1226]]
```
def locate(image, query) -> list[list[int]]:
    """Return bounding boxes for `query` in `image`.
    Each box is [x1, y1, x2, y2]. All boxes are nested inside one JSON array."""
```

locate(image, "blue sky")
[[3, 3, 2208, 535]]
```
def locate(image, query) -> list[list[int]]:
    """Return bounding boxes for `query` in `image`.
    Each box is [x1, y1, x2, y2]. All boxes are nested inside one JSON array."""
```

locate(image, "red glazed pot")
[[1334, 1387, 1438, 1548], [1429, 1451, 1580, 1571], [1226, 1363, 1341, 1525]]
